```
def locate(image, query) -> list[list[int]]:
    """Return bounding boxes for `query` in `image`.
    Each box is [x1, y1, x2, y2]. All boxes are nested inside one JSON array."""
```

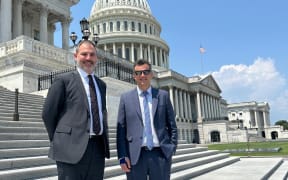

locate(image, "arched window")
[[110, 22, 113, 32], [103, 23, 106, 33]]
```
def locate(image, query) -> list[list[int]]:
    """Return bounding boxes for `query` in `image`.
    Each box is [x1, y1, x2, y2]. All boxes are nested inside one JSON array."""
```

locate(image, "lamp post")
[[69, 17, 99, 46], [237, 118, 240, 129]]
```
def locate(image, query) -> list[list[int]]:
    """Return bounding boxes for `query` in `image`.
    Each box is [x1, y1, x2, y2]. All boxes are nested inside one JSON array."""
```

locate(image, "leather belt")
[[89, 135, 102, 139], [142, 146, 161, 151]]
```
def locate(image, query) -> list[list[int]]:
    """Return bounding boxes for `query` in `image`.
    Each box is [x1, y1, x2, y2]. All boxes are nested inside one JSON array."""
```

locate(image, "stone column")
[[40, 6, 48, 43], [13, 0, 24, 38], [211, 96, 216, 118], [187, 93, 192, 120], [122, 43, 125, 59], [140, 43, 143, 59], [113, 43, 116, 55], [154, 46, 158, 66], [183, 91, 188, 120], [166, 53, 169, 68], [159, 49, 163, 67], [254, 110, 259, 127], [61, 17, 70, 50], [147, 44, 151, 63], [206, 95, 211, 119], [201, 93, 206, 120], [0, 0, 12, 42], [169, 86, 174, 109], [217, 99, 221, 118], [214, 98, 218, 118], [174, 88, 179, 119], [131, 43, 134, 62], [197, 92, 202, 122], [179, 90, 184, 119]]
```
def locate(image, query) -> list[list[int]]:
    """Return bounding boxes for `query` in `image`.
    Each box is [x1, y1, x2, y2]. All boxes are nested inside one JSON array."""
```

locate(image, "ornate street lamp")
[[70, 17, 99, 46]]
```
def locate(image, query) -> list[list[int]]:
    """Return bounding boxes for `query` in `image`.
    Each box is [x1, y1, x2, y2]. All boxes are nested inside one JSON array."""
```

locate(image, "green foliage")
[[275, 120, 288, 130], [207, 141, 288, 157]]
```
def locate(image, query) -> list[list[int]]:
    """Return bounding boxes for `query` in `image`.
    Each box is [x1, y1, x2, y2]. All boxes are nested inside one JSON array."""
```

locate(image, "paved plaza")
[[194, 157, 288, 180]]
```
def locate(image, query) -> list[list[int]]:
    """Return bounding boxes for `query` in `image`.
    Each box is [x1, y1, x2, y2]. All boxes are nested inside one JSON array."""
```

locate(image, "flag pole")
[[199, 45, 206, 74], [201, 53, 203, 74]]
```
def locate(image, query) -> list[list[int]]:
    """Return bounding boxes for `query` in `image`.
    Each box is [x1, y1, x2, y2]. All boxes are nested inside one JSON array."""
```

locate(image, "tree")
[[275, 120, 288, 130]]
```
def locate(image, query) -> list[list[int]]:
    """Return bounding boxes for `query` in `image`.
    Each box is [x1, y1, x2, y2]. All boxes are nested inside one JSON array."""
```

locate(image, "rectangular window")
[[124, 21, 128, 31], [131, 22, 135, 31], [138, 23, 141, 32], [144, 24, 147, 34]]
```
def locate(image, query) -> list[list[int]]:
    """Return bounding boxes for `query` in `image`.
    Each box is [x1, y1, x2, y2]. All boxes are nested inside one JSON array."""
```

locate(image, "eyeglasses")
[[134, 70, 151, 76]]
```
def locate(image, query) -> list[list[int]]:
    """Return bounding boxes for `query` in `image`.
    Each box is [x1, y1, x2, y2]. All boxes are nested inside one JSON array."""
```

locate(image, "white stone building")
[[0, 0, 286, 143]]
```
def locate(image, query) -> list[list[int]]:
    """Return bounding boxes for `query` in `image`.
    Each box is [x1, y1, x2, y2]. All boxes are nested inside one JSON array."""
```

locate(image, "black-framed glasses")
[[134, 70, 151, 76]]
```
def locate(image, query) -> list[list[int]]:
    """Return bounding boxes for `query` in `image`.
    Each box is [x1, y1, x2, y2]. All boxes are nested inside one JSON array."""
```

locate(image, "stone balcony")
[[0, 35, 74, 69]]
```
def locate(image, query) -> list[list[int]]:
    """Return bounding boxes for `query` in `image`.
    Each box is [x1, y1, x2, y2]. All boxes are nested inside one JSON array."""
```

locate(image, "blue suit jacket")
[[117, 87, 178, 165], [42, 71, 110, 164]]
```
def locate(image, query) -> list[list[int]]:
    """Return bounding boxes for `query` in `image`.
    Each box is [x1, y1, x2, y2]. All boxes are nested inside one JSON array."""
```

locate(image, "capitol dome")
[[90, 0, 152, 14], [88, 0, 170, 69]]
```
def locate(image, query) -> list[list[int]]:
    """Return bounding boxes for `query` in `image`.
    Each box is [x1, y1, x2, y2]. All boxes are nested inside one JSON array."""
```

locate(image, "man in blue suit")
[[117, 59, 178, 180], [42, 40, 110, 180]]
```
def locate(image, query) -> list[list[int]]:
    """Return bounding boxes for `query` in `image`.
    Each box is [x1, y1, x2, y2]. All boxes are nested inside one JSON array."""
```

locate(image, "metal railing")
[[38, 58, 135, 91]]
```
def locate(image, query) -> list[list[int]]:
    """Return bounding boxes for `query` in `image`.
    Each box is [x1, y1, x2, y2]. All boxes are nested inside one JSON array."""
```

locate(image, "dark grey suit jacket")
[[117, 87, 178, 165], [42, 70, 110, 164]]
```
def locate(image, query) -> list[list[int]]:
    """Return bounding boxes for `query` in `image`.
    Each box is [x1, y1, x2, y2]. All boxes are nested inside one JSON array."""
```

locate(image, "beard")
[[76, 60, 96, 74]]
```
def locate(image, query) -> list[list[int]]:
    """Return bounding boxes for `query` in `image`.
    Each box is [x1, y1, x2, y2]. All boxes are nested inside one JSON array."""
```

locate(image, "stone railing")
[[0, 35, 74, 65]]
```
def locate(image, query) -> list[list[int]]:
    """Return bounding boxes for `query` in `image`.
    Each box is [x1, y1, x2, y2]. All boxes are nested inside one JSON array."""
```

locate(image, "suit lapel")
[[132, 88, 142, 121], [151, 88, 159, 118], [73, 71, 89, 111]]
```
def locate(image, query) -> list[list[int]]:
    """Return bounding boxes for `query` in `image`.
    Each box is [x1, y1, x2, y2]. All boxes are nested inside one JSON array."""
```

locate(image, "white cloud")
[[212, 57, 288, 123]]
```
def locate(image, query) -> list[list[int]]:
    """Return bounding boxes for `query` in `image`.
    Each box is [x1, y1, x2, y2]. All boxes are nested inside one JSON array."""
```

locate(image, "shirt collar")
[[77, 67, 94, 79], [137, 86, 152, 96]]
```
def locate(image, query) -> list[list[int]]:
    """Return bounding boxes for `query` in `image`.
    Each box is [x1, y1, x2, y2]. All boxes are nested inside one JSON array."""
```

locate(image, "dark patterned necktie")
[[88, 75, 100, 134]]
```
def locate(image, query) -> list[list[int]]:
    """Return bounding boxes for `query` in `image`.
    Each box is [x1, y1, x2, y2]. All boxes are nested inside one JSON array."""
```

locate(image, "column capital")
[[60, 16, 72, 25], [37, 4, 49, 15]]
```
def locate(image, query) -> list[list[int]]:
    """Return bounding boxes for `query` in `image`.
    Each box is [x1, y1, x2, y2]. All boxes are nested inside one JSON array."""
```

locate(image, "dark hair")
[[75, 40, 96, 53], [133, 59, 151, 70]]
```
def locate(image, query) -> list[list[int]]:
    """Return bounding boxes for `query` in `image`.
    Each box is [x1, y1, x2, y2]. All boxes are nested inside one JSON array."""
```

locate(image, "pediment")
[[200, 74, 221, 93]]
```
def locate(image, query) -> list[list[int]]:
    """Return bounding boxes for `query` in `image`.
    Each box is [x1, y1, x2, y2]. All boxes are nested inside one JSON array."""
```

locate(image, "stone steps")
[[0, 140, 49, 149], [269, 160, 288, 180], [0, 119, 45, 127], [0, 85, 285, 179]]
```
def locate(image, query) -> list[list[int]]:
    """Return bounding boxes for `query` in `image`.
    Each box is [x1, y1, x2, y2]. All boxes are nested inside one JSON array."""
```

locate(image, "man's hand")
[[120, 157, 131, 172]]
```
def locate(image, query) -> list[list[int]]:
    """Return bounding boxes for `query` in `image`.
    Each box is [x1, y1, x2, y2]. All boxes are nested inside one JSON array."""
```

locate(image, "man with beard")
[[42, 40, 110, 180]]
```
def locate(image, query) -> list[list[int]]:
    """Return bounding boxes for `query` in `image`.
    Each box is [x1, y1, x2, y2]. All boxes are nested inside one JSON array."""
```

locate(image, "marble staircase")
[[2, 86, 279, 180]]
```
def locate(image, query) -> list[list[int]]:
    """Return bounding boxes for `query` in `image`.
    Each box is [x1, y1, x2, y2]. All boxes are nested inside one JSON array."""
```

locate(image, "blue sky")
[[55, 0, 288, 124]]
